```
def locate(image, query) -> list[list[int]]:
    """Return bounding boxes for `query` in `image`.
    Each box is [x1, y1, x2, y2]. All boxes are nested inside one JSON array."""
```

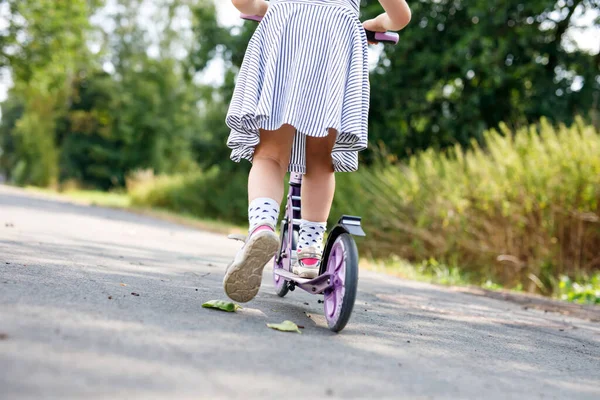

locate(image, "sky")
[[0, 0, 598, 102]]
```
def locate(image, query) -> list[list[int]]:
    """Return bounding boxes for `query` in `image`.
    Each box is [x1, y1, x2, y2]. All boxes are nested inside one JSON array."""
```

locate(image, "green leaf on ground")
[[267, 320, 302, 333], [202, 300, 241, 312]]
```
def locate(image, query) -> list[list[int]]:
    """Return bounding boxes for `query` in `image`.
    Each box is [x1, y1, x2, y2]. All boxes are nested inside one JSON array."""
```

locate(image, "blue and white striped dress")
[[226, 0, 369, 173]]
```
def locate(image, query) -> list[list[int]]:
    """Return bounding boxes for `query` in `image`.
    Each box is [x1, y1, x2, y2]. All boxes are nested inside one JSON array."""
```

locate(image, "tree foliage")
[[361, 0, 600, 156], [0, 0, 598, 188], [0, 0, 206, 188], [0, 0, 95, 185]]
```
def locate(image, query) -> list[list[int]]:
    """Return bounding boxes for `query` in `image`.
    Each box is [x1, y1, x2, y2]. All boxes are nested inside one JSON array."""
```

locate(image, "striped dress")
[[226, 0, 369, 173]]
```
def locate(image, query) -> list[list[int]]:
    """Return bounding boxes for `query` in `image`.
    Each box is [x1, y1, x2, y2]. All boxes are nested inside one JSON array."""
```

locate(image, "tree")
[[0, 0, 98, 185], [361, 0, 600, 157], [1, 0, 203, 188]]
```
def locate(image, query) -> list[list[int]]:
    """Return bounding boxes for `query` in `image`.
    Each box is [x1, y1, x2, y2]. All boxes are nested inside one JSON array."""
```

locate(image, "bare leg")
[[292, 129, 337, 278], [223, 124, 295, 303], [301, 129, 337, 221], [248, 124, 295, 203]]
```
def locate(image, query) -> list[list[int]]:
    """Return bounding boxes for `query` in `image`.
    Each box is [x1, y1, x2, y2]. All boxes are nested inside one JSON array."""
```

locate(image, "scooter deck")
[[273, 269, 332, 294], [273, 269, 311, 284]]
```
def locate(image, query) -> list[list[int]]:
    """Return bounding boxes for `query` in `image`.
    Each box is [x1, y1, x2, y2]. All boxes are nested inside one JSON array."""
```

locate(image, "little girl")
[[224, 0, 411, 302]]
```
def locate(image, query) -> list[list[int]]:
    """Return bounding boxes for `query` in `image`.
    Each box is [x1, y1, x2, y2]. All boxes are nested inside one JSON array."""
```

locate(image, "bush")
[[557, 274, 600, 305], [332, 118, 600, 293], [129, 166, 249, 225]]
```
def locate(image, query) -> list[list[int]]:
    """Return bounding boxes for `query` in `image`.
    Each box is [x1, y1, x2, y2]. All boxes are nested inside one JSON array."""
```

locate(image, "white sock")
[[298, 220, 327, 254], [248, 197, 279, 233]]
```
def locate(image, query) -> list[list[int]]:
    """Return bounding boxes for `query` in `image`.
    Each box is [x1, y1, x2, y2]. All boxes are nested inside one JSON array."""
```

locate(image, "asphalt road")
[[1, 185, 599, 399]]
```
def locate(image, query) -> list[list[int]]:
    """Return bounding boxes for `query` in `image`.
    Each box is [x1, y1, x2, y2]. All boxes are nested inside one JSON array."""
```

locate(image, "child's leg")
[[247, 124, 295, 232], [301, 129, 337, 224], [294, 129, 336, 278], [224, 124, 295, 303]]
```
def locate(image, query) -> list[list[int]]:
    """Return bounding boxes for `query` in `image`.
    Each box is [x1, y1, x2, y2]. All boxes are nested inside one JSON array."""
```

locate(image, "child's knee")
[[306, 132, 335, 175], [254, 153, 290, 174]]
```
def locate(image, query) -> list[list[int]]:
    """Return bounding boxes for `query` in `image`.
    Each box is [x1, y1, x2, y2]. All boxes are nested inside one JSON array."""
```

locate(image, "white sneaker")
[[292, 246, 322, 279], [223, 225, 279, 303]]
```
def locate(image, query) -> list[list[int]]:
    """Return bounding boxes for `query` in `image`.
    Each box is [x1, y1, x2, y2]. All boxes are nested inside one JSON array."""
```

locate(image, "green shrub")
[[557, 275, 600, 305], [129, 166, 249, 225], [332, 118, 600, 293]]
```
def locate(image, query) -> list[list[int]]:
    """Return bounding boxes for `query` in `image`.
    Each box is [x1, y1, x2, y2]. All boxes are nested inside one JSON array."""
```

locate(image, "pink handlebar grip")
[[373, 31, 399, 45], [240, 14, 263, 22]]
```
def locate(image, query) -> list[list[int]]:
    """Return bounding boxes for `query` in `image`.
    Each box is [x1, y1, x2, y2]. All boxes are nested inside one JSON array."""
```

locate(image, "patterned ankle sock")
[[248, 197, 279, 233], [298, 220, 327, 254]]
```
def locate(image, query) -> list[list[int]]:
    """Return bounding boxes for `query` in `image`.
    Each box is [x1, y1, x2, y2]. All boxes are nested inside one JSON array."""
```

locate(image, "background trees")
[[0, 0, 598, 187]]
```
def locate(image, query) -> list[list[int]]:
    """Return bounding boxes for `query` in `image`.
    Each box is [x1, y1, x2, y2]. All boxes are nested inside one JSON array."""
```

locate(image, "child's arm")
[[231, 0, 269, 16], [363, 0, 411, 32]]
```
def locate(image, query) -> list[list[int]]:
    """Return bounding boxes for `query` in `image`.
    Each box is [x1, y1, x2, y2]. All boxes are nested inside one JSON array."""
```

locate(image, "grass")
[[557, 274, 600, 305], [363, 255, 600, 305], [362, 256, 474, 287], [25, 187, 132, 208]]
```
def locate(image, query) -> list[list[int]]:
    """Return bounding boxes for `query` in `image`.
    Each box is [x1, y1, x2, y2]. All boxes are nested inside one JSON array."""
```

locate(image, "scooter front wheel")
[[323, 233, 358, 332]]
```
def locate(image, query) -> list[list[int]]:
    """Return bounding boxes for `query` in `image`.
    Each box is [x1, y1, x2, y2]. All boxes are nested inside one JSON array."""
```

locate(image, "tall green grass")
[[333, 118, 600, 293], [131, 118, 600, 293]]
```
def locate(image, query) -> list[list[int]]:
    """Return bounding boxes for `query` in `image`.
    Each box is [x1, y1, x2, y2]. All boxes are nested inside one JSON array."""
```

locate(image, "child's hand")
[[363, 17, 388, 45], [362, 18, 387, 33], [364, 3, 412, 33], [232, 0, 269, 16]]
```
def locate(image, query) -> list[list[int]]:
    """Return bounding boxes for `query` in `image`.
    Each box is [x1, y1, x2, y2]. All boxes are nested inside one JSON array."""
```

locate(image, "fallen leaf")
[[120, 283, 127, 287], [267, 320, 302, 334], [202, 300, 241, 312]]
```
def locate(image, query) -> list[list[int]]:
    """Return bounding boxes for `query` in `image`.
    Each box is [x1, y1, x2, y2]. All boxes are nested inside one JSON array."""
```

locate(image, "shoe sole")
[[223, 231, 279, 303]]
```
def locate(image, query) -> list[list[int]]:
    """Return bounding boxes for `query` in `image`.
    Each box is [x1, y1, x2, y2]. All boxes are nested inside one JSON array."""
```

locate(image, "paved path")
[[1, 185, 599, 399]]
